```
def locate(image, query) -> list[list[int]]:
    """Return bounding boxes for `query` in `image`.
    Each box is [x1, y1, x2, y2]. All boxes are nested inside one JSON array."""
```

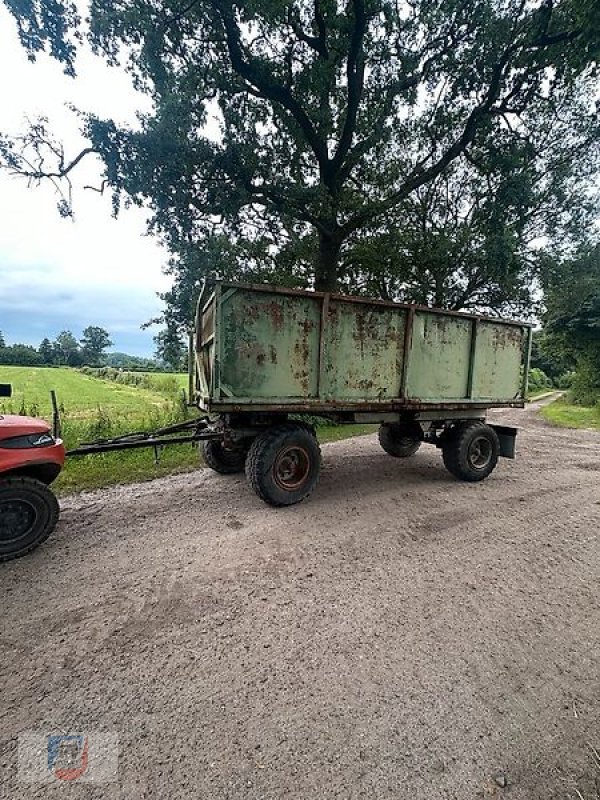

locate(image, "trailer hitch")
[[67, 417, 223, 457]]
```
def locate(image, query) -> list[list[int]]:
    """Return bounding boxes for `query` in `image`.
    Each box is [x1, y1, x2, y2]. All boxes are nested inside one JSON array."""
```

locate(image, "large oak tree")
[[1, 0, 598, 298]]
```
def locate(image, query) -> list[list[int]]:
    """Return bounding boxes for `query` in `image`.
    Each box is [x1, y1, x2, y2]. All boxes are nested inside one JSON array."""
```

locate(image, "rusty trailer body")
[[183, 282, 533, 506], [68, 282, 531, 508], [192, 282, 531, 415]]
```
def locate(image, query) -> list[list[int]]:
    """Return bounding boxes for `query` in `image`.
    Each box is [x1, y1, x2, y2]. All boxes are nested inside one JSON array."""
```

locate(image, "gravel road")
[[2, 399, 599, 799]]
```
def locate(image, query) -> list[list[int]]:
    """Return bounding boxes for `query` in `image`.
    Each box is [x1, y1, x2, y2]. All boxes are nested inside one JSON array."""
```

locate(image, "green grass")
[[541, 396, 600, 431], [0, 366, 195, 494], [0, 366, 179, 418], [138, 371, 188, 391], [0, 366, 375, 494], [57, 444, 203, 494], [317, 423, 376, 443]]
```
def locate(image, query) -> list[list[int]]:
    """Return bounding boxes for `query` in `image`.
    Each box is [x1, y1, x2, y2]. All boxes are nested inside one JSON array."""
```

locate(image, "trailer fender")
[[489, 424, 518, 459]]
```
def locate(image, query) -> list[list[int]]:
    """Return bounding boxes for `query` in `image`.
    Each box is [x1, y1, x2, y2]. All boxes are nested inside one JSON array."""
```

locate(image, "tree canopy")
[[1, 0, 598, 319], [80, 325, 113, 364], [0, 327, 114, 367], [542, 243, 600, 403]]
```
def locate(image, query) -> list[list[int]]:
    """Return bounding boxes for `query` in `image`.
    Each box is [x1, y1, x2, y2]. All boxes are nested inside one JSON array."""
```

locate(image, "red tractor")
[[0, 384, 65, 562]]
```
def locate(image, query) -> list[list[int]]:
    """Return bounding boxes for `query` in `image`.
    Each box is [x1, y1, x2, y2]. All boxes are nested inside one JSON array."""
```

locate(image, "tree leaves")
[[2, 0, 598, 306]]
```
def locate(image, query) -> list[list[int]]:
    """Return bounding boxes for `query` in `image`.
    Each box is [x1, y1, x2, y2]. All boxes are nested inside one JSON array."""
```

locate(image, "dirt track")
[[2, 399, 600, 799]]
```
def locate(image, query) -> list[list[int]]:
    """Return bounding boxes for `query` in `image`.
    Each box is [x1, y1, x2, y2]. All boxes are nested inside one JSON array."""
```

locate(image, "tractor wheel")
[[378, 422, 422, 457], [0, 477, 59, 562], [245, 423, 321, 507], [202, 439, 248, 474], [442, 422, 499, 482]]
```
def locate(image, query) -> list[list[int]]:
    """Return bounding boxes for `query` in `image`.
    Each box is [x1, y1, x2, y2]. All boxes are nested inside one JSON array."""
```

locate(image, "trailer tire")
[[378, 422, 422, 458], [442, 422, 499, 482], [246, 424, 321, 507], [0, 477, 59, 562], [202, 439, 248, 474]]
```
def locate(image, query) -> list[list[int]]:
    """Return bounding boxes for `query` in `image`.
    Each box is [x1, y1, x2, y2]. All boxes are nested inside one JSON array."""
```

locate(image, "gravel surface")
[[2, 399, 599, 799]]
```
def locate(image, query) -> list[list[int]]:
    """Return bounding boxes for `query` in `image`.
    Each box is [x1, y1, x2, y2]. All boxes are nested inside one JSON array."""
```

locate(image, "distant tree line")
[[0, 328, 181, 371], [0, 327, 112, 367]]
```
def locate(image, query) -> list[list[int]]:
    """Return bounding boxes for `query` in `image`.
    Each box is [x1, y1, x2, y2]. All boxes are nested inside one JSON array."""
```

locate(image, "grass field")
[[0, 366, 183, 418], [0, 366, 374, 494], [541, 395, 600, 432], [0, 366, 197, 493]]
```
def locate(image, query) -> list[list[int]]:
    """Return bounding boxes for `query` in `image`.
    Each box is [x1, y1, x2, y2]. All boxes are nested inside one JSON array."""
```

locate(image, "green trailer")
[[190, 281, 532, 506]]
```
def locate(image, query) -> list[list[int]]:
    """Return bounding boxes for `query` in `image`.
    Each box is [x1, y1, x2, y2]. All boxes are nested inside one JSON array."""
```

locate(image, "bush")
[[569, 376, 600, 407], [527, 367, 553, 394], [80, 367, 182, 396], [60, 398, 191, 450], [0, 344, 43, 366], [556, 371, 575, 389]]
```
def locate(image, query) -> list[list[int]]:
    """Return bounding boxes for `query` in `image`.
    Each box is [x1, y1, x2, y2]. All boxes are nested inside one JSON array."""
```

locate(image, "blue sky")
[[0, 5, 170, 357]]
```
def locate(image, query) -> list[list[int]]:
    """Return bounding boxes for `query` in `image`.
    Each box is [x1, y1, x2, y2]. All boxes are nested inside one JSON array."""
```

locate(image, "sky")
[[0, 5, 171, 357]]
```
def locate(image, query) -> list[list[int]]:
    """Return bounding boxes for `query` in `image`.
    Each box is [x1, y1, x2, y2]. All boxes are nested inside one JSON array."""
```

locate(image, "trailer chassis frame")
[[67, 417, 223, 457]]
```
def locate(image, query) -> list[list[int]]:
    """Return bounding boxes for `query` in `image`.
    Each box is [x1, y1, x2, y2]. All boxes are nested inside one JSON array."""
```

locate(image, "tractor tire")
[[378, 422, 422, 458], [442, 422, 500, 482], [0, 476, 59, 562], [202, 439, 248, 474], [245, 423, 321, 507]]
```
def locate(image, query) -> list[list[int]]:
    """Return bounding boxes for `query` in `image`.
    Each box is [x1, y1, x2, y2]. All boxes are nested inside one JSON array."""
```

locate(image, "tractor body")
[[0, 384, 65, 561]]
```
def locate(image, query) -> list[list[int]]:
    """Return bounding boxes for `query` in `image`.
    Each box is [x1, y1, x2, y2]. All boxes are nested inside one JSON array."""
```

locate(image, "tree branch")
[[328, 0, 367, 184], [342, 41, 519, 234], [216, 2, 329, 171], [289, 0, 329, 59]]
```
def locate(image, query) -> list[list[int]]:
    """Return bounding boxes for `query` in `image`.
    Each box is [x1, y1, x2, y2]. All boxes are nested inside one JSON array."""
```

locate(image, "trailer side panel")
[[195, 282, 529, 411]]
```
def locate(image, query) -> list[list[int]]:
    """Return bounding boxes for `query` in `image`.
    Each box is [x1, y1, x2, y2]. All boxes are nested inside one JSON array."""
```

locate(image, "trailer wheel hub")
[[273, 445, 311, 491], [468, 435, 493, 470], [0, 499, 36, 543]]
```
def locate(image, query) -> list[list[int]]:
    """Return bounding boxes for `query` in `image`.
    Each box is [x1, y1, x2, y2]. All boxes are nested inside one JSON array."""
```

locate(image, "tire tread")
[[442, 421, 499, 482], [0, 476, 59, 562], [246, 423, 321, 506]]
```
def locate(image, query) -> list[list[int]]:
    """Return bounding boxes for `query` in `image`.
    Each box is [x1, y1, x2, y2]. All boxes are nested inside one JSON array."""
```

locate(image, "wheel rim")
[[468, 435, 493, 470], [0, 498, 36, 545], [273, 445, 311, 491]]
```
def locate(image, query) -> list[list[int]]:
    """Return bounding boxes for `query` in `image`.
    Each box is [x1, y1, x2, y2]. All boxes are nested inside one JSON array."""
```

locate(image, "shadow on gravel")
[[11, 448, 494, 570], [315, 448, 453, 498]]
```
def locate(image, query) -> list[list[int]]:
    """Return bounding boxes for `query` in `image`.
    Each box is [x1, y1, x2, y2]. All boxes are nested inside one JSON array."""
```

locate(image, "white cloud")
[[0, 5, 170, 356]]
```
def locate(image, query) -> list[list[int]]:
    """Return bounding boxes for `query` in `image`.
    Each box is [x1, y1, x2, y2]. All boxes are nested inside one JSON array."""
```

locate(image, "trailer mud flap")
[[490, 424, 518, 459]]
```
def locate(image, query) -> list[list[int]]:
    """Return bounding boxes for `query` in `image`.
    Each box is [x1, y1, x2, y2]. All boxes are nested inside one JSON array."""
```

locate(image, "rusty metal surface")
[[218, 289, 321, 399], [193, 282, 530, 413], [201, 400, 526, 413], [211, 280, 533, 328], [321, 299, 406, 402], [405, 312, 473, 399], [470, 322, 525, 400]]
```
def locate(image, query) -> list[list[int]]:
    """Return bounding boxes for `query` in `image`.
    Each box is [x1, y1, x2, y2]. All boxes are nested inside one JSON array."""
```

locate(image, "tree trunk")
[[314, 230, 342, 292]]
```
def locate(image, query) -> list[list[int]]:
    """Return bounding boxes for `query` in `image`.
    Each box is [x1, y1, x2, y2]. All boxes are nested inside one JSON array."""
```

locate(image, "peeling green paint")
[[195, 283, 529, 410]]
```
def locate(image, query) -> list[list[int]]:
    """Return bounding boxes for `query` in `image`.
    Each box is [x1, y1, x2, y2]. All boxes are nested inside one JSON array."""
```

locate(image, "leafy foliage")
[[0, 326, 111, 367], [0, 342, 43, 366], [38, 337, 55, 364], [527, 367, 553, 394], [80, 325, 113, 364], [1, 0, 598, 310], [3, 0, 81, 75], [543, 243, 600, 404], [53, 329, 82, 366]]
